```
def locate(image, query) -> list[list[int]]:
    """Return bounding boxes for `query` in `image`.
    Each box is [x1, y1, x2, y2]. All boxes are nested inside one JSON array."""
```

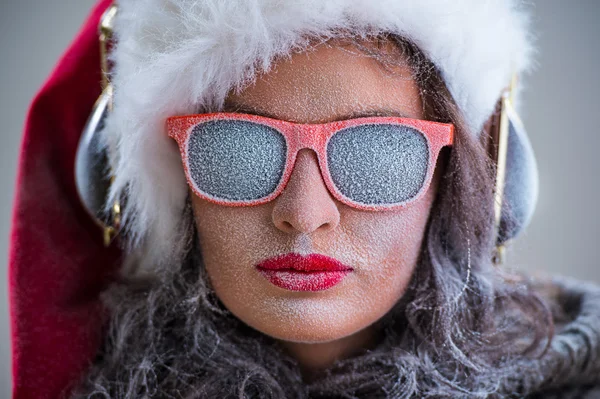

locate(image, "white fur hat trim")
[[106, 0, 532, 268]]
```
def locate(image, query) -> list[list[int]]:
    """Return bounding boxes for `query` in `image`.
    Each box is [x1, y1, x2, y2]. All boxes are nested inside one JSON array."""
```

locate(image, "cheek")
[[329, 185, 435, 283], [325, 194, 434, 319], [192, 201, 277, 281]]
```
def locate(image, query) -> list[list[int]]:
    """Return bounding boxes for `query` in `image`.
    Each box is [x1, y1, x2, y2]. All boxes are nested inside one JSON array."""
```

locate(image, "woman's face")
[[191, 41, 442, 343]]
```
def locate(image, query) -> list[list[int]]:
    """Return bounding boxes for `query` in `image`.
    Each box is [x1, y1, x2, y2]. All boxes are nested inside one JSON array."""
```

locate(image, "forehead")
[[225, 40, 424, 123]]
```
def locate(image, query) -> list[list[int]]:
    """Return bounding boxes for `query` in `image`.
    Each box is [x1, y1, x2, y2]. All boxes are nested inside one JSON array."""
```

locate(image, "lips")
[[255, 253, 353, 291]]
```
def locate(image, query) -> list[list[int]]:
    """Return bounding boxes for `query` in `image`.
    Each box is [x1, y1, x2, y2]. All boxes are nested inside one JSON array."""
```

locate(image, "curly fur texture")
[[104, 0, 534, 270], [72, 267, 600, 398]]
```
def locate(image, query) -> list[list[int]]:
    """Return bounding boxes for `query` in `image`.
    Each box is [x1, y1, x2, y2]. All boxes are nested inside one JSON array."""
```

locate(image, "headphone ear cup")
[[497, 104, 539, 246], [75, 88, 113, 229]]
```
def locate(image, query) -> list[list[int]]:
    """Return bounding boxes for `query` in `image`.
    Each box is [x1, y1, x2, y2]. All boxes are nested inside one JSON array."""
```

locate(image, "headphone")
[[75, 5, 120, 247], [75, 5, 539, 263], [488, 77, 539, 264]]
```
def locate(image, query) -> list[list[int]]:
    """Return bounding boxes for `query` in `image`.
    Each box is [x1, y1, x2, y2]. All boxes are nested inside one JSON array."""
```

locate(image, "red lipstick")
[[256, 253, 353, 291]]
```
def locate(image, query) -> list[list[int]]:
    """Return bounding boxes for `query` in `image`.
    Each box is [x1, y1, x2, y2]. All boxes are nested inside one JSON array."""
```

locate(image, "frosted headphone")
[[75, 5, 120, 247], [488, 77, 539, 264], [75, 4, 539, 264]]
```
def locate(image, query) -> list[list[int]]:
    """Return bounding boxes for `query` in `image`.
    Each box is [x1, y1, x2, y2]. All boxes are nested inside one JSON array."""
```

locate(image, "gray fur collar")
[[505, 277, 600, 398]]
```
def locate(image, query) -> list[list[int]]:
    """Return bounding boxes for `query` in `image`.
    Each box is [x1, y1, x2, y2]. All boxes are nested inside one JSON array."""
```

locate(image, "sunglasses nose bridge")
[[287, 123, 335, 200], [292, 124, 326, 153]]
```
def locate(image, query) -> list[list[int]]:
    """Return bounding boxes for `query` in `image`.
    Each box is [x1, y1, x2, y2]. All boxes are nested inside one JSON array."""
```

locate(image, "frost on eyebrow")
[[221, 99, 412, 122], [327, 124, 428, 204], [217, 34, 425, 123]]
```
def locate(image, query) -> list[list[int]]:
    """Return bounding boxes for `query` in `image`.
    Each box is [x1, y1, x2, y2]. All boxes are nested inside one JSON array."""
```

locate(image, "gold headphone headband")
[[99, 4, 117, 90], [492, 74, 518, 265], [99, 4, 120, 246]]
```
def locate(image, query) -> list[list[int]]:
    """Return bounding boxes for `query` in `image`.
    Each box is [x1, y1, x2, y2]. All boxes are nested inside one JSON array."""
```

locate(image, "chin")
[[260, 325, 354, 344], [231, 299, 376, 344]]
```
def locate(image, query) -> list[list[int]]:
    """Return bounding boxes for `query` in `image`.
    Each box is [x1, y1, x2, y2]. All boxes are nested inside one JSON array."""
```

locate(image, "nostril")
[[271, 149, 341, 234], [281, 221, 294, 231], [319, 222, 332, 232]]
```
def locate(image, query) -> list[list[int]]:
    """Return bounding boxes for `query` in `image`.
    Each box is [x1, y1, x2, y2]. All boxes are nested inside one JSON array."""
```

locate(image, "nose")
[[272, 149, 340, 234]]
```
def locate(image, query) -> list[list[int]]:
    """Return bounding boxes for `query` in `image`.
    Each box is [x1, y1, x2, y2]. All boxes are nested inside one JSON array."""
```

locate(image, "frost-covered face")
[[191, 41, 442, 346]]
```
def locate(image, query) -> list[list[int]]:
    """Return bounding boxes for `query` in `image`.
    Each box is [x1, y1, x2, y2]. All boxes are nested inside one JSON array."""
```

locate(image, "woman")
[[10, 0, 600, 398]]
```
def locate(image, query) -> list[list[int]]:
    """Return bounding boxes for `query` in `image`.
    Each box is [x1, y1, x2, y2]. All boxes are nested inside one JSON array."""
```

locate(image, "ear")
[[496, 101, 539, 245]]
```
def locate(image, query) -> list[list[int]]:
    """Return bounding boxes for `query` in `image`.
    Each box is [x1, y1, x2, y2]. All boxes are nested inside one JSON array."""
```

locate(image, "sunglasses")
[[167, 113, 454, 211]]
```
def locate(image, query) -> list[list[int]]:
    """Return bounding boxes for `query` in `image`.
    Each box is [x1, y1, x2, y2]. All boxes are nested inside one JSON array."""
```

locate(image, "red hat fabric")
[[9, 1, 119, 398]]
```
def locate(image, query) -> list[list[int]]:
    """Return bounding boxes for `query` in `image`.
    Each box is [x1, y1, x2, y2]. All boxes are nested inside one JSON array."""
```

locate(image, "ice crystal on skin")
[[190, 41, 435, 346]]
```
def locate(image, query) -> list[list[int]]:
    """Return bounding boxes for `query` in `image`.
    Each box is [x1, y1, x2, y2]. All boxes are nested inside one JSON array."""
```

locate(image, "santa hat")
[[9, 1, 533, 398], [10, 2, 117, 398]]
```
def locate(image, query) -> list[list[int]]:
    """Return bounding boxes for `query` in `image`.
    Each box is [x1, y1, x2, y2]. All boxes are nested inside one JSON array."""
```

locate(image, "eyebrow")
[[221, 101, 411, 122]]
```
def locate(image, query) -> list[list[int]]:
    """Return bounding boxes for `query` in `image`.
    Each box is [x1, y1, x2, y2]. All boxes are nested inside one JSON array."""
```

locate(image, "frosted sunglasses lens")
[[187, 120, 287, 201], [327, 124, 429, 205]]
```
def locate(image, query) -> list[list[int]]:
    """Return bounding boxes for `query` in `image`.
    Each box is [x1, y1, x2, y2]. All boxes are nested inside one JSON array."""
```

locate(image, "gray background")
[[0, 0, 598, 396]]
